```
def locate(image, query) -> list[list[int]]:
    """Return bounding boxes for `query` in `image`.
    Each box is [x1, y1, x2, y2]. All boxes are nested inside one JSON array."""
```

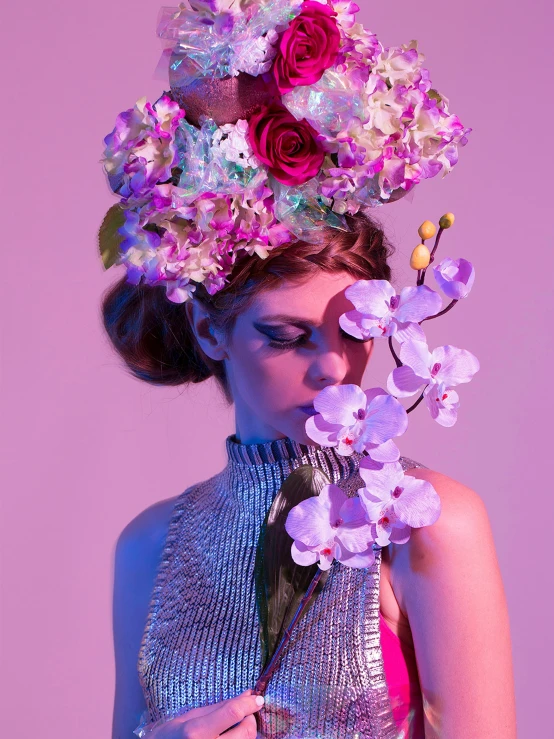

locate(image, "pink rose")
[[273, 1, 341, 94], [248, 103, 325, 186]]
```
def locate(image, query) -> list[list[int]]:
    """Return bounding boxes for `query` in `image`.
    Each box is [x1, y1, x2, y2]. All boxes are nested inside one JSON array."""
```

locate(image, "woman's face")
[[224, 271, 374, 445]]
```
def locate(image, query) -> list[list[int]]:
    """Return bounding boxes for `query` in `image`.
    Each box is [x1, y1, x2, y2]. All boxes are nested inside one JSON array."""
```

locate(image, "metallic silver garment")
[[137, 435, 423, 739]]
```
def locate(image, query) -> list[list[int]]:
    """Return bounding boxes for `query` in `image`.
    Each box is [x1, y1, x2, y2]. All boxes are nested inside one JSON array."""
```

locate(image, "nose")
[[308, 343, 349, 386]]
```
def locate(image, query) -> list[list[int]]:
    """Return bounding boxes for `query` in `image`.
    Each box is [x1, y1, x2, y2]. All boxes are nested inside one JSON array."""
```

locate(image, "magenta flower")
[[285, 483, 375, 570], [387, 339, 480, 426], [357, 459, 441, 547], [305, 385, 408, 461], [273, 1, 341, 94], [339, 280, 442, 343], [433, 257, 475, 300], [248, 103, 325, 186]]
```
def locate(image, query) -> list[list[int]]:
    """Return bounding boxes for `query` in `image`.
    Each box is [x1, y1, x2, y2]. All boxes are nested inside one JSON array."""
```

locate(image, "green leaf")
[[98, 204, 126, 270], [255, 465, 332, 671], [428, 88, 443, 104]]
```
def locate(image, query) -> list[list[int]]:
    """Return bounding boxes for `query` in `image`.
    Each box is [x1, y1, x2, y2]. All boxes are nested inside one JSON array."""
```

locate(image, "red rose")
[[248, 103, 325, 187], [273, 1, 341, 94]]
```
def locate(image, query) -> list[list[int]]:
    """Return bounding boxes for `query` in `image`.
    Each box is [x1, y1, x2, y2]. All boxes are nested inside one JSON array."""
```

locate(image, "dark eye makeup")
[[254, 324, 370, 349]]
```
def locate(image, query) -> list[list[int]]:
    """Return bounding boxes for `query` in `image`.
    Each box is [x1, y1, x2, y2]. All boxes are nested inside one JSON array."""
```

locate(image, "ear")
[[185, 300, 229, 362]]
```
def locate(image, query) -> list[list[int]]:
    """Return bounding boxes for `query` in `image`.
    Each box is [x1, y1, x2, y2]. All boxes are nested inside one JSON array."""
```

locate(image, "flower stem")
[[406, 390, 426, 414], [253, 566, 325, 695], [388, 336, 402, 368], [419, 299, 458, 324], [417, 226, 445, 285]]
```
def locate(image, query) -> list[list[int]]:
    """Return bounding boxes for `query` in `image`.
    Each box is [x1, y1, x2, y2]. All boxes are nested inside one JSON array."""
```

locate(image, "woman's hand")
[[149, 689, 264, 738]]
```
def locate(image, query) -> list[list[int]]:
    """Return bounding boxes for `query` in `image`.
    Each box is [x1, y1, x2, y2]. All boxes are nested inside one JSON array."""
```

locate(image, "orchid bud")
[[439, 212, 455, 229], [418, 220, 436, 240], [410, 244, 431, 270]]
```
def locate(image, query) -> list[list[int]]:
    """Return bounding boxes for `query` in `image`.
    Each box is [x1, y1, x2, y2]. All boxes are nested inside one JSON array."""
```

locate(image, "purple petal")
[[345, 279, 395, 316], [431, 345, 480, 386], [337, 544, 376, 569], [336, 497, 375, 552], [425, 386, 460, 427], [339, 310, 366, 339], [291, 540, 319, 566], [363, 387, 387, 404], [367, 439, 400, 463], [313, 384, 368, 426], [362, 393, 408, 444], [285, 493, 336, 546], [399, 339, 433, 379], [304, 414, 341, 446], [433, 257, 475, 300], [396, 285, 443, 323], [393, 476, 442, 527], [358, 495, 386, 523], [358, 460, 405, 497], [389, 522, 412, 544], [394, 321, 427, 344], [387, 365, 424, 397]]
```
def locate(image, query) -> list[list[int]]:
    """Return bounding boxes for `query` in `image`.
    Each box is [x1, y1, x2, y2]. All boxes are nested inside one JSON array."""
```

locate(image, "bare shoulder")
[[117, 494, 180, 555], [388, 466, 517, 737], [111, 494, 180, 739]]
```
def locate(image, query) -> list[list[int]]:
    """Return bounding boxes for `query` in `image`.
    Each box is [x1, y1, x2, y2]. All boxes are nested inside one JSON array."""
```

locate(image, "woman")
[[105, 213, 517, 738]]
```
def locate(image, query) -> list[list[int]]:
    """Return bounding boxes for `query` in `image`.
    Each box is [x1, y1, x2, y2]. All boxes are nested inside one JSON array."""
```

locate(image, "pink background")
[[1, 0, 551, 736]]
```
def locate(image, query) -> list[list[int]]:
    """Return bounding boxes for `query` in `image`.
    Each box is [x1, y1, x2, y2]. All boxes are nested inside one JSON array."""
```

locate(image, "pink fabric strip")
[[379, 611, 426, 738]]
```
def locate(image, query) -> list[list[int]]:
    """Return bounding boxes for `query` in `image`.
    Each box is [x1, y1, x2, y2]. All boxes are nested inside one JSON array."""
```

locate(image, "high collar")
[[221, 434, 368, 514]]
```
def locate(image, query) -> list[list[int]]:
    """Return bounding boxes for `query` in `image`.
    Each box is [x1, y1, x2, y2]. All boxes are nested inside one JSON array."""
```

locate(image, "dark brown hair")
[[101, 211, 394, 404]]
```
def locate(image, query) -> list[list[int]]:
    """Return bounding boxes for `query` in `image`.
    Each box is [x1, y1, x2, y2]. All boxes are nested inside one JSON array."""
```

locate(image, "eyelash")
[[267, 328, 369, 349]]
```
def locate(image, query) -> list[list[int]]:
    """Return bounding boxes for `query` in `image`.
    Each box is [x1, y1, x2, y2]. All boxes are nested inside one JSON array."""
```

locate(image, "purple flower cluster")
[[100, 1, 472, 302], [287, 215, 479, 571]]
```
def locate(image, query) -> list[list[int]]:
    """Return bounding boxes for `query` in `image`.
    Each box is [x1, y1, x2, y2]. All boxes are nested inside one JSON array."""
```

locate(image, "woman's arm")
[[112, 496, 177, 739], [388, 468, 517, 738]]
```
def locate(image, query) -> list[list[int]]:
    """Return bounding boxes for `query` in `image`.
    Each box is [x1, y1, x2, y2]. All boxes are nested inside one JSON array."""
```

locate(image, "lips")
[[299, 405, 318, 416]]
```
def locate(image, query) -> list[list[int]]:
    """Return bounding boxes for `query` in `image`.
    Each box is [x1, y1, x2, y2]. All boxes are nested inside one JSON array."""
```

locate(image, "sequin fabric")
[[137, 435, 424, 738]]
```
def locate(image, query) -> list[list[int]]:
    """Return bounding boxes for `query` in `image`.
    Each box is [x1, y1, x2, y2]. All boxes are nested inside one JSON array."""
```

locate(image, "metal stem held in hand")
[[253, 566, 324, 696]]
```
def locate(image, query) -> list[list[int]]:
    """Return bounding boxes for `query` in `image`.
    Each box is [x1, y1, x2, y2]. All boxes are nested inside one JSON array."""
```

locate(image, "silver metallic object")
[[137, 434, 423, 738]]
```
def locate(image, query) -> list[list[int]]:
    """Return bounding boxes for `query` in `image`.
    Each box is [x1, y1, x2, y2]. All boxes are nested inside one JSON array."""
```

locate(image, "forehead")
[[246, 272, 360, 323]]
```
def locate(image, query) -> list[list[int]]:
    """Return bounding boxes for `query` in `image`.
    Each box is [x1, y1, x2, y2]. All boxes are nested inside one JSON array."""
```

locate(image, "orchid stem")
[[253, 566, 324, 695], [417, 226, 445, 285], [406, 390, 426, 414], [388, 336, 402, 368], [420, 299, 458, 324]]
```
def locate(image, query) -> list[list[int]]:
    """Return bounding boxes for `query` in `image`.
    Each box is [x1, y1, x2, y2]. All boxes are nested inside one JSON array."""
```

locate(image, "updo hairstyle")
[[101, 211, 394, 404]]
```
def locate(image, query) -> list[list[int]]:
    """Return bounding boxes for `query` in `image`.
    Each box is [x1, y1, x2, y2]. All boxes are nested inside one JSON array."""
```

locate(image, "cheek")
[[231, 344, 307, 407]]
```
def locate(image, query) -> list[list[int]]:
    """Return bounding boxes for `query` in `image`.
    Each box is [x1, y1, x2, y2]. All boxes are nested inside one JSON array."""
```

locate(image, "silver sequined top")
[[136, 434, 424, 739]]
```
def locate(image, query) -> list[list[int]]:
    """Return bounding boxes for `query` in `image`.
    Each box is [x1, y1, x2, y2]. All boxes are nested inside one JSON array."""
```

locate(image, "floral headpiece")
[[99, 0, 471, 304]]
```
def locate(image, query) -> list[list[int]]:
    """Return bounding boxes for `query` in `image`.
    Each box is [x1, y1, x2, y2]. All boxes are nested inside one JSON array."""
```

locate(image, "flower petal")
[[313, 383, 368, 426], [362, 393, 408, 444], [387, 365, 424, 397], [291, 539, 319, 566], [367, 439, 400, 463], [392, 475, 442, 527], [304, 413, 341, 446], [396, 285, 443, 323], [336, 497, 374, 552], [431, 345, 480, 386], [344, 279, 395, 316], [285, 494, 335, 546], [337, 544, 376, 569], [399, 339, 433, 379]]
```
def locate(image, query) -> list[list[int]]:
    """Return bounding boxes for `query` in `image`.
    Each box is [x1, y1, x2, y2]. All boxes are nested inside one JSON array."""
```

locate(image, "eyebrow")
[[255, 314, 322, 328]]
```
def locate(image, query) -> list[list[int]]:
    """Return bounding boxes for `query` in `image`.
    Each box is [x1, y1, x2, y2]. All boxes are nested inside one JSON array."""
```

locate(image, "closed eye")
[[266, 328, 370, 349]]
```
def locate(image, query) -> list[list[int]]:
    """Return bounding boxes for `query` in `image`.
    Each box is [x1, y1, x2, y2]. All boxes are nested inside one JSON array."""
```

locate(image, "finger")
[[176, 691, 253, 722], [184, 694, 263, 738], [216, 713, 258, 738]]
